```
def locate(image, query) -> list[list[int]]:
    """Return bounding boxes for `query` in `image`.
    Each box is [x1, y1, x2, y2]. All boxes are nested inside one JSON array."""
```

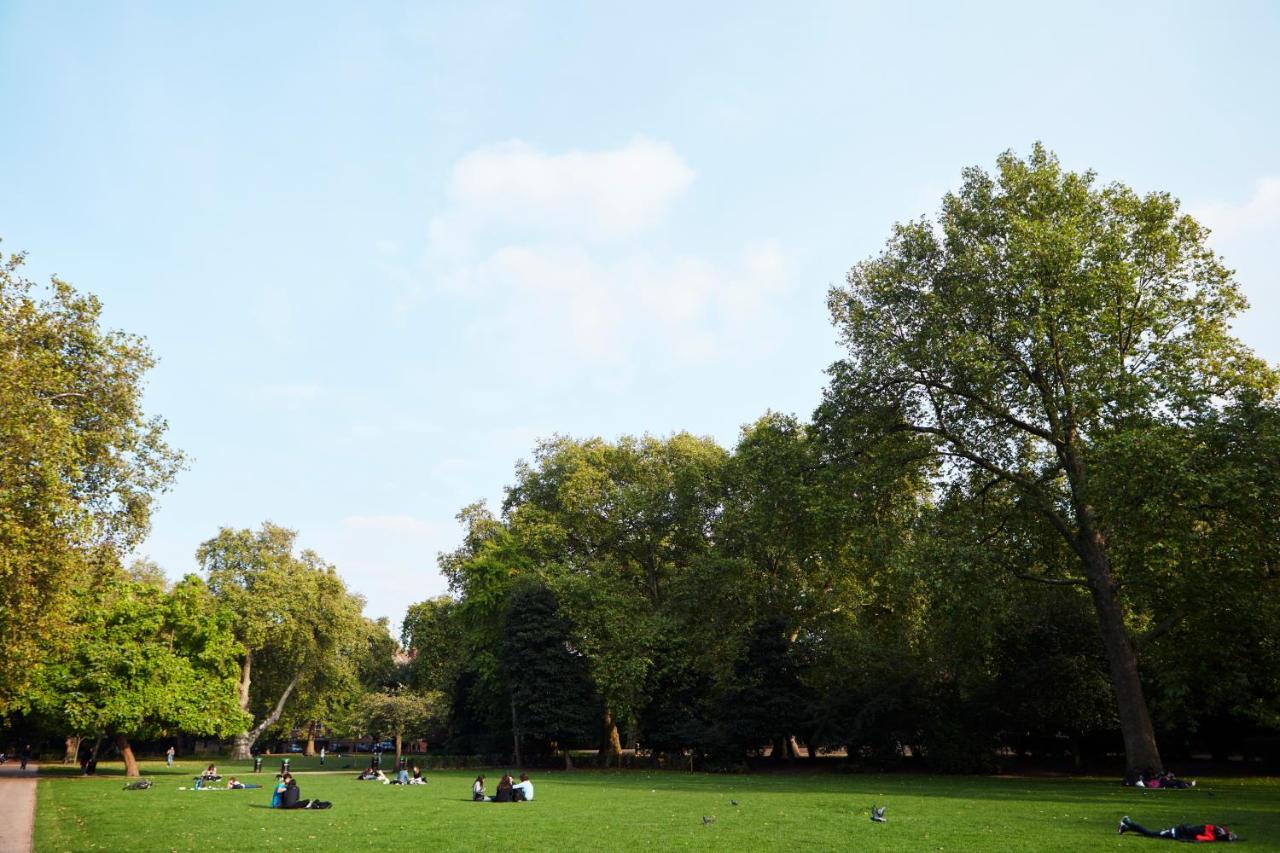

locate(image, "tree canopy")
[[0, 245, 183, 715]]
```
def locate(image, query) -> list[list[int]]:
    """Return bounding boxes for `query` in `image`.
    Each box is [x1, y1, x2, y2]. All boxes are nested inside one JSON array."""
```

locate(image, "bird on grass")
[[702, 815, 716, 826], [731, 800, 739, 807], [870, 805, 887, 823]]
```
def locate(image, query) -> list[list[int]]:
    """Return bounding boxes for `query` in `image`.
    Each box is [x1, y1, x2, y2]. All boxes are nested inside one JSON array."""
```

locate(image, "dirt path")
[[0, 763, 37, 853]]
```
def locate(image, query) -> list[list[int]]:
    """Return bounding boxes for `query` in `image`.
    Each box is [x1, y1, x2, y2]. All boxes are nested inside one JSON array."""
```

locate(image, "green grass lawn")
[[35, 759, 1280, 851]]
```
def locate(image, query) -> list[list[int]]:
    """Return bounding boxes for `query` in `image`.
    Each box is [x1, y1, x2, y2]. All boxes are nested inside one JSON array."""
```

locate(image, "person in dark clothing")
[[275, 773, 332, 810], [493, 774, 515, 803], [1119, 816, 1238, 842], [280, 776, 301, 808], [20, 744, 31, 770]]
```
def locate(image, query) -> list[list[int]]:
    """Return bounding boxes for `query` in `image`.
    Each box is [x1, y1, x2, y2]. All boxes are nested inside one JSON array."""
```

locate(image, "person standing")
[[165, 746, 175, 767], [319, 746, 325, 766], [20, 744, 32, 770]]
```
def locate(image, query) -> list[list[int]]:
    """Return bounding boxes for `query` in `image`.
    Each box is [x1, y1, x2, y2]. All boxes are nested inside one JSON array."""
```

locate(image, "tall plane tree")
[[0, 244, 183, 713], [198, 522, 368, 759], [826, 144, 1277, 777]]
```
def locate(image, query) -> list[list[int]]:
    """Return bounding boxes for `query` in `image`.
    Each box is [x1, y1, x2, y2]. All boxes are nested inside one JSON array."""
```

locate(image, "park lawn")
[[35, 760, 1280, 852]]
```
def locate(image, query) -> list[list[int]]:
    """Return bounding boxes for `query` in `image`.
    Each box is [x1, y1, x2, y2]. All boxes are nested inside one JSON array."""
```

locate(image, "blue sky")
[[3, 1, 1278, 629]]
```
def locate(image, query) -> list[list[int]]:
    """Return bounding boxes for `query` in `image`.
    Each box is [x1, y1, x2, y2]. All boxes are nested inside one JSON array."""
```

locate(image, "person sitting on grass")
[[1119, 816, 1238, 842], [408, 766, 426, 785], [394, 766, 410, 785], [472, 774, 486, 801], [493, 774, 515, 803], [276, 774, 332, 810], [200, 764, 220, 781], [512, 772, 534, 802], [272, 774, 288, 808]]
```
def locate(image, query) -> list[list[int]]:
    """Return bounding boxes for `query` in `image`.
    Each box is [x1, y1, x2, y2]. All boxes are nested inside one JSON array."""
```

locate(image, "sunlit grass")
[[35, 759, 1280, 851]]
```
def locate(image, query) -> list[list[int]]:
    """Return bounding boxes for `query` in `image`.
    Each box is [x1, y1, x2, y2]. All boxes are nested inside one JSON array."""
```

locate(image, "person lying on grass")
[[1119, 816, 1238, 842]]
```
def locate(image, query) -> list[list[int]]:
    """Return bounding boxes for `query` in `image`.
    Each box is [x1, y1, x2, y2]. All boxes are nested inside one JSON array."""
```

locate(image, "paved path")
[[0, 763, 37, 853]]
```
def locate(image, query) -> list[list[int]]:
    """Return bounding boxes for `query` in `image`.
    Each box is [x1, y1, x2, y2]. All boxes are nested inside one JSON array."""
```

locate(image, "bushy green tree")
[[40, 574, 246, 776], [348, 688, 443, 766]]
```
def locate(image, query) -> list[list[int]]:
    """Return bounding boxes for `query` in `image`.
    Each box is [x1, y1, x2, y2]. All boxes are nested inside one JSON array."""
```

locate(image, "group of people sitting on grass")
[[471, 773, 533, 802], [356, 763, 426, 785]]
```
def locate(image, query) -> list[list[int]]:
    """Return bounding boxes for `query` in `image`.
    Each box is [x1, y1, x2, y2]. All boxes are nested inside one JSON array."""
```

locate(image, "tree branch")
[[249, 672, 302, 740], [1015, 573, 1089, 588], [1134, 611, 1186, 649]]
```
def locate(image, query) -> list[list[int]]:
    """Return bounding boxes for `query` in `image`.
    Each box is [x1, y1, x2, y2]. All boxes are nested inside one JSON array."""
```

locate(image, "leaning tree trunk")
[[1078, 530, 1163, 780], [304, 721, 316, 756], [230, 670, 302, 760], [394, 733, 403, 769], [116, 734, 140, 778]]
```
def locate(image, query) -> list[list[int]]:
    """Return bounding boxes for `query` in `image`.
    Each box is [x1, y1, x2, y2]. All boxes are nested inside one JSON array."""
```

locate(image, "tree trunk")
[[394, 733, 402, 769], [1078, 534, 1163, 780], [64, 735, 79, 764], [510, 696, 522, 767], [116, 734, 140, 778], [230, 671, 302, 760], [304, 721, 316, 756], [598, 708, 622, 768]]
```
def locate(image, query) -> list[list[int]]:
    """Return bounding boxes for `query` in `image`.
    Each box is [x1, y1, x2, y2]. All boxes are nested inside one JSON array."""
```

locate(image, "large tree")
[[0, 245, 183, 714], [826, 144, 1277, 777], [198, 522, 369, 758], [41, 574, 246, 776], [504, 433, 727, 761], [500, 580, 599, 765]]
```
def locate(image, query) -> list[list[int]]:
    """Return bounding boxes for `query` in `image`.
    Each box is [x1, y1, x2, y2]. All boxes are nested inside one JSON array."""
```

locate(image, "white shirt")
[[513, 780, 534, 801]]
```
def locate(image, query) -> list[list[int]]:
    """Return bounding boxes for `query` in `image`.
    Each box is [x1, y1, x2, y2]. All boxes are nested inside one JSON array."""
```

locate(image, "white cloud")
[[341, 514, 448, 538], [1193, 176, 1280, 367], [450, 138, 693, 240], [478, 241, 788, 363], [1194, 176, 1280, 241], [411, 138, 791, 367]]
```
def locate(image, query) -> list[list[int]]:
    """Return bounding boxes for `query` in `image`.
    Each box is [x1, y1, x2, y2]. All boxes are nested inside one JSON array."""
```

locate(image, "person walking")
[[20, 744, 32, 770], [319, 746, 325, 766], [165, 746, 175, 767]]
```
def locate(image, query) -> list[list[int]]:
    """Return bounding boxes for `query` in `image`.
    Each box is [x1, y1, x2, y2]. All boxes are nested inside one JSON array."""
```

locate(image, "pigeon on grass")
[[870, 805, 887, 823]]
